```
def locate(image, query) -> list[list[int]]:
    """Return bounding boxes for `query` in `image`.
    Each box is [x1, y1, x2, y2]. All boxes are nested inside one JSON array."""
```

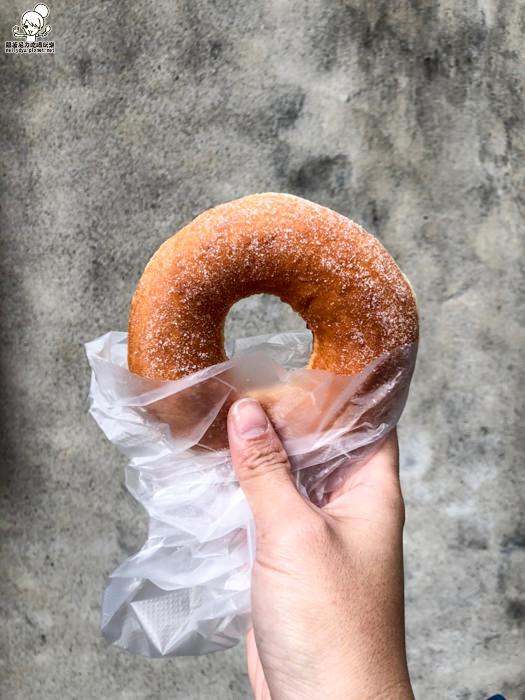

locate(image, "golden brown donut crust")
[[128, 192, 418, 380]]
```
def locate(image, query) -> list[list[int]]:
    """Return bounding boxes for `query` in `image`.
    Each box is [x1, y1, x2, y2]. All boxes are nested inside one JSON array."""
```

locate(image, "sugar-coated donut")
[[128, 193, 418, 381]]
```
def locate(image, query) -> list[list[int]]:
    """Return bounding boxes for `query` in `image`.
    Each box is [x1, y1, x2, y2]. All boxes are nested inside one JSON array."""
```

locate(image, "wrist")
[[272, 667, 413, 700], [369, 677, 415, 700], [316, 676, 414, 700], [316, 664, 413, 700]]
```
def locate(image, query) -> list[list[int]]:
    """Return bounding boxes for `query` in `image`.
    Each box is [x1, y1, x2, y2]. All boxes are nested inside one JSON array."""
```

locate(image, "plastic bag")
[[85, 329, 417, 657]]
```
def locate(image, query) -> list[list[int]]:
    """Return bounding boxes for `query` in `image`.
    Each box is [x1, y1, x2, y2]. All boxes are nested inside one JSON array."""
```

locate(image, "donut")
[[128, 192, 418, 447]]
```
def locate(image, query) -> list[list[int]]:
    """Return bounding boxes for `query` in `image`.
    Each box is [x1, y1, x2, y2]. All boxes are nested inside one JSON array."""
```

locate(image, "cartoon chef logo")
[[12, 4, 51, 43]]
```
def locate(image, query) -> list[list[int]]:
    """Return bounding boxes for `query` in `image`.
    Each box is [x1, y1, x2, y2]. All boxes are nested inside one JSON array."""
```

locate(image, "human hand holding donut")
[[227, 397, 414, 700], [126, 193, 418, 692]]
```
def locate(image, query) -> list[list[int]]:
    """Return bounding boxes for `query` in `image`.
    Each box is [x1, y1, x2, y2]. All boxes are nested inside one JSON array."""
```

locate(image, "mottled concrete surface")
[[1, 1, 524, 698]]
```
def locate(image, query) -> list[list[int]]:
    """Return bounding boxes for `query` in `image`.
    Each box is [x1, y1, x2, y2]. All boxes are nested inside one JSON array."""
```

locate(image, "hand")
[[227, 398, 414, 700]]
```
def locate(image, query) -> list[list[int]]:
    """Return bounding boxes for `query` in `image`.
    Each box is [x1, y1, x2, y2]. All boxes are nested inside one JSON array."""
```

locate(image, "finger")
[[227, 398, 310, 536], [334, 430, 400, 497], [324, 430, 404, 524], [361, 429, 400, 483]]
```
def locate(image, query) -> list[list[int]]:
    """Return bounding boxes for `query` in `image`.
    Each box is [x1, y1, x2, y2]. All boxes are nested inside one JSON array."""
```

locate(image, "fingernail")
[[231, 398, 269, 439]]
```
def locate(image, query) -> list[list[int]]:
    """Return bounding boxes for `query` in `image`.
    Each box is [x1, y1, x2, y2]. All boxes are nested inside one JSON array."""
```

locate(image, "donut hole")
[[223, 293, 306, 358]]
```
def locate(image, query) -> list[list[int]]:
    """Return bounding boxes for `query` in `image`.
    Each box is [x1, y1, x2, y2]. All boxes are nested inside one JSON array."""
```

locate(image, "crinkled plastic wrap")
[[85, 329, 417, 658]]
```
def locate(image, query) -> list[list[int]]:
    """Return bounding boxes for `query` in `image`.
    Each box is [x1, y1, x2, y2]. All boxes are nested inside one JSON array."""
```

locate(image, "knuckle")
[[378, 482, 406, 526], [241, 439, 290, 475], [396, 495, 406, 527], [388, 482, 406, 514]]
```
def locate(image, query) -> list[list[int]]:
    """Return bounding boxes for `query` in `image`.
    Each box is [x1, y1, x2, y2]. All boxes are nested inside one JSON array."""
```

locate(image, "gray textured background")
[[1, 1, 524, 698]]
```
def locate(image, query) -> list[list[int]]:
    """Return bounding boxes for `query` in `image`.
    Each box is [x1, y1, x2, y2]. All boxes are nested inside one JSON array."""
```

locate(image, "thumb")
[[227, 398, 310, 535]]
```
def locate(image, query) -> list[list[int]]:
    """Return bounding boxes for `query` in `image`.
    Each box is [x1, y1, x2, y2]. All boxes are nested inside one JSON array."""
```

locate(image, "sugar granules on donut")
[[129, 193, 418, 379]]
